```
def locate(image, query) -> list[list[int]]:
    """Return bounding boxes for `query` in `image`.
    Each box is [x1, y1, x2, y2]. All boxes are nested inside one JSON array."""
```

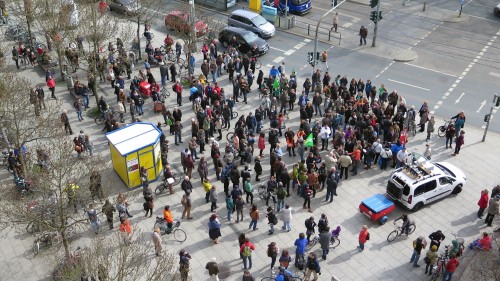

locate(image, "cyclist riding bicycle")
[[394, 214, 411, 235], [275, 266, 294, 281], [163, 205, 174, 233]]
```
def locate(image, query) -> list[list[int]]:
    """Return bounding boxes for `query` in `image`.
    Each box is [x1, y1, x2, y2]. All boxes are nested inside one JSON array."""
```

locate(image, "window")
[[242, 32, 258, 42], [291, 0, 310, 5], [415, 180, 437, 197], [251, 15, 268, 27], [439, 177, 449, 185]]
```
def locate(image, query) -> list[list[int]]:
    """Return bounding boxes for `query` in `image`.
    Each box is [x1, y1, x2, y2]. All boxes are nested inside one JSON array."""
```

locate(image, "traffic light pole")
[[372, 0, 381, 47], [482, 93, 500, 142], [312, 0, 346, 73]]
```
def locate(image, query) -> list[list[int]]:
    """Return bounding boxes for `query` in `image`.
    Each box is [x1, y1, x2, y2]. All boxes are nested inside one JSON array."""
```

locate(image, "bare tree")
[[0, 72, 63, 178], [0, 137, 106, 258], [51, 231, 183, 281]]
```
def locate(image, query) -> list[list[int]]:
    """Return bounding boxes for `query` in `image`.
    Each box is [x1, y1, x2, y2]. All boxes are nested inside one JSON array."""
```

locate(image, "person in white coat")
[[280, 204, 292, 232], [320, 125, 331, 151]]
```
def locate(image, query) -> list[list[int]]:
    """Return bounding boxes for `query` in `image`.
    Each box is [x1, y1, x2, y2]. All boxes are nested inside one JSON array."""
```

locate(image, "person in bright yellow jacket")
[[203, 179, 212, 204]]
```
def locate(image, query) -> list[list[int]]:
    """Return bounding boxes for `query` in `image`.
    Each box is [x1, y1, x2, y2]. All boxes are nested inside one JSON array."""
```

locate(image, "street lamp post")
[[482, 94, 500, 142], [312, 0, 346, 73]]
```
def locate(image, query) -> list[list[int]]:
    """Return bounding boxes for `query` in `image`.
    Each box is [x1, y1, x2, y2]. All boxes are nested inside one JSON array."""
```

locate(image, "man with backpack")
[[240, 238, 255, 270], [276, 183, 287, 212], [86, 203, 101, 234]]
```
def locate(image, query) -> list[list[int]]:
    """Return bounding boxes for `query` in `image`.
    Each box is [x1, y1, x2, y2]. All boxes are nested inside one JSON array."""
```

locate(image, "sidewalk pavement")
[[1, 6, 499, 281]]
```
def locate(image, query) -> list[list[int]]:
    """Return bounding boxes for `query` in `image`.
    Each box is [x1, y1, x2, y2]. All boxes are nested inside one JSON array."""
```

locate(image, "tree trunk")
[[137, 19, 141, 61]]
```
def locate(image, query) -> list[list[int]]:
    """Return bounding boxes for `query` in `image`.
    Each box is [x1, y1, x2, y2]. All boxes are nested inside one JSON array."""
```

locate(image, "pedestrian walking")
[[279, 249, 292, 269], [235, 195, 245, 222], [319, 226, 332, 260], [331, 12, 339, 32], [249, 204, 259, 231], [152, 227, 162, 256], [119, 217, 132, 246], [226, 194, 234, 221], [477, 189, 489, 219], [242, 270, 256, 281], [116, 192, 133, 218], [61, 110, 73, 135], [280, 204, 292, 232], [359, 25, 368, 45], [209, 185, 218, 212], [86, 203, 101, 234], [428, 230, 445, 249], [267, 242, 279, 269], [102, 199, 116, 229], [266, 206, 278, 235], [205, 257, 220, 281], [208, 213, 221, 244], [441, 253, 459, 281], [302, 184, 312, 212], [240, 238, 255, 270], [445, 123, 455, 149], [203, 178, 212, 203], [304, 252, 321, 281], [47, 76, 57, 99], [294, 233, 308, 269], [485, 195, 500, 227], [181, 191, 193, 220], [179, 249, 191, 281], [426, 115, 435, 141], [423, 143, 432, 160], [410, 235, 427, 267], [452, 130, 465, 156], [143, 186, 154, 217], [424, 245, 439, 275], [358, 225, 369, 251]]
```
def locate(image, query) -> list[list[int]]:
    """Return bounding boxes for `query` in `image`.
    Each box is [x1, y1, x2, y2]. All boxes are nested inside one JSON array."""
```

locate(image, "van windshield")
[[434, 163, 456, 177], [251, 15, 268, 27]]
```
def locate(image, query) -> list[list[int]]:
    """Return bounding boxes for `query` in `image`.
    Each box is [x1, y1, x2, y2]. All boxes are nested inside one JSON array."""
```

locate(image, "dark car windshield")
[[251, 15, 268, 27], [291, 0, 310, 5], [242, 32, 258, 42]]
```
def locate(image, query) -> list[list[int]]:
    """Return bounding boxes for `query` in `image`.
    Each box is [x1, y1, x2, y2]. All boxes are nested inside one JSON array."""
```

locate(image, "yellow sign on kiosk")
[[106, 122, 163, 188], [249, 0, 262, 12]]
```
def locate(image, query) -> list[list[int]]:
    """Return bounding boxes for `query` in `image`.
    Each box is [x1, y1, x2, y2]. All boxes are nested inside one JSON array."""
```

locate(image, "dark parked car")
[[108, 0, 141, 16], [495, 3, 500, 17], [165, 10, 208, 37], [218, 27, 269, 56]]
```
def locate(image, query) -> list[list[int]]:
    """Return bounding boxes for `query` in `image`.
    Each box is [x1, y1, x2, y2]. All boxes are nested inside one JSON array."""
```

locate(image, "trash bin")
[[66, 75, 74, 91]]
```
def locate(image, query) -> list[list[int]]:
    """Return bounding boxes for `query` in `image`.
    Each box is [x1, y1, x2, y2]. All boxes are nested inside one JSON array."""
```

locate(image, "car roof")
[[168, 10, 186, 17], [230, 9, 259, 19], [222, 26, 252, 36], [392, 162, 446, 186]]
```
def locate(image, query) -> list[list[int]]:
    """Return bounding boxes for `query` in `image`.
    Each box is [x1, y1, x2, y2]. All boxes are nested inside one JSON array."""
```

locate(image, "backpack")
[[269, 213, 278, 225], [242, 245, 252, 257], [267, 245, 277, 257], [87, 210, 98, 222], [277, 188, 286, 199], [244, 181, 253, 193], [296, 257, 305, 270], [255, 110, 262, 120], [366, 232, 370, 240]]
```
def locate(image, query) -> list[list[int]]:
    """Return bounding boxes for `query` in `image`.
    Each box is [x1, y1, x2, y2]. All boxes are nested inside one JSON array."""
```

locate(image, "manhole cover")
[[218, 265, 231, 280]]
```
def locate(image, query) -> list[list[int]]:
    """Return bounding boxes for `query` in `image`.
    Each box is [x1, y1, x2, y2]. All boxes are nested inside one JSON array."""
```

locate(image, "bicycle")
[[437, 119, 452, 138], [52, 246, 85, 281], [258, 185, 277, 210], [153, 218, 187, 242], [429, 245, 450, 281], [161, 86, 170, 99], [404, 118, 417, 140], [154, 176, 181, 195], [94, 108, 116, 125], [387, 222, 416, 242], [32, 231, 62, 256], [261, 268, 304, 281], [306, 228, 341, 251], [252, 58, 262, 70]]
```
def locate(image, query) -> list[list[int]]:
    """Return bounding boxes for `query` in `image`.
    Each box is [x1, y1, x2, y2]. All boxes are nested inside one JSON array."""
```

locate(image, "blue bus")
[[278, 0, 312, 15]]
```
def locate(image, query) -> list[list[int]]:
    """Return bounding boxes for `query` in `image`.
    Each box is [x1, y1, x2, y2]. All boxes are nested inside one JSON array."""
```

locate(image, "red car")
[[165, 10, 208, 37]]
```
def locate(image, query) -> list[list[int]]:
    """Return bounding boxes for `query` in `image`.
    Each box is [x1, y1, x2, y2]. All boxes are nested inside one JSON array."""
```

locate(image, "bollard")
[[423, 1, 426, 11]]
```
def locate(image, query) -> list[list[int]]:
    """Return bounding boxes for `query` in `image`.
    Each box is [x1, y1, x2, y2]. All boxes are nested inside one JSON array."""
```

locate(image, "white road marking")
[[455, 92, 466, 104], [266, 64, 273, 68], [270, 46, 287, 52], [284, 49, 296, 56], [273, 56, 285, 63], [404, 63, 457, 77], [477, 100, 486, 113], [304, 39, 311, 43], [489, 72, 500, 78], [342, 23, 353, 29], [293, 43, 306, 49], [387, 79, 430, 91]]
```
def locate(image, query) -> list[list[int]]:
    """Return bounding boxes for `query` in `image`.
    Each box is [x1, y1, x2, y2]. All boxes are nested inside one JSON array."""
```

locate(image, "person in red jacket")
[[46, 76, 57, 99], [441, 254, 459, 281], [357, 225, 369, 252], [349, 146, 362, 176], [477, 189, 489, 219]]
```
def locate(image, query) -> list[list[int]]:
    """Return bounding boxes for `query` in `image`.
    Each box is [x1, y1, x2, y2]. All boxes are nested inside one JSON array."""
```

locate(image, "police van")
[[386, 161, 467, 211]]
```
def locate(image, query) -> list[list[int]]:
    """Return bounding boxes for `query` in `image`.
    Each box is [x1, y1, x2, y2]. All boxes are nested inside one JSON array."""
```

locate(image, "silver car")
[[228, 9, 275, 38]]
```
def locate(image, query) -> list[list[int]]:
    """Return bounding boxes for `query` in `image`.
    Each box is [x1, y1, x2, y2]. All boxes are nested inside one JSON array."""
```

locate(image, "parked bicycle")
[[258, 185, 276, 210], [261, 267, 304, 281], [153, 218, 186, 242], [437, 119, 452, 138], [429, 245, 451, 281], [154, 175, 181, 195], [387, 221, 416, 242], [94, 108, 116, 125], [306, 226, 342, 251], [32, 231, 61, 256]]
